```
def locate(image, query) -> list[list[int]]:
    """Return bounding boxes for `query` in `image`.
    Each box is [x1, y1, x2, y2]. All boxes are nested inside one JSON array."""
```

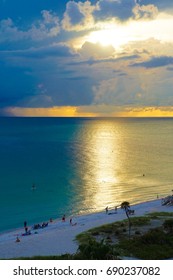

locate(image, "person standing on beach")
[[105, 206, 108, 214], [24, 221, 28, 233], [62, 214, 66, 222], [15, 236, 20, 243]]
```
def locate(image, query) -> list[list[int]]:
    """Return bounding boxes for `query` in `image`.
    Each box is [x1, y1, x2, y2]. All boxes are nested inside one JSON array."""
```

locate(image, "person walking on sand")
[[105, 206, 108, 214]]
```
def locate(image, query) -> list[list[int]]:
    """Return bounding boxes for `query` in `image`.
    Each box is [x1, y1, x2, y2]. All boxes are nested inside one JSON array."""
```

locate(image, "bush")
[[140, 228, 170, 245], [135, 230, 141, 235], [118, 228, 173, 259], [163, 219, 173, 233], [77, 239, 118, 260]]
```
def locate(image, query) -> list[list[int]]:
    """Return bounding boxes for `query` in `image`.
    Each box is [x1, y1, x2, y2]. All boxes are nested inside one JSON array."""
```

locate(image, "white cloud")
[[62, 0, 95, 31], [123, 38, 173, 57], [133, 4, 158, 20], [79, 41, 115, 58], [28, 10, 60, 40], [0, 10, 60, 43], [0, 18, 26, 42], [94, 0, 136, 21]]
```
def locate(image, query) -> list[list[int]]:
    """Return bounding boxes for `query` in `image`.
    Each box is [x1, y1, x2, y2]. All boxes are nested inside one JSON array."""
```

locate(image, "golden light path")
[[77, 121, 125, 211]]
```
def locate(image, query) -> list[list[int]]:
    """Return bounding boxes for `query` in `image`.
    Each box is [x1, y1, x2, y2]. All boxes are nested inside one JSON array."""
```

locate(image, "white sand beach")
[[0, 198, 173, 259]]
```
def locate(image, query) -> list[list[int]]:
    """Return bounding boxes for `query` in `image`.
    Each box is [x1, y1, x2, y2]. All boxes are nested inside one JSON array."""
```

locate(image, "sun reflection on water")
[[77, 121, 123, 211], [92, 125, 119, 185], [71, 118, 173, 215]]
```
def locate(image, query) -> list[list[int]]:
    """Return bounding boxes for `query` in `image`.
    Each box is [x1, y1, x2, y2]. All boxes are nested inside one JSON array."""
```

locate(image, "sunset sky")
[[1, 0, 173, 117]]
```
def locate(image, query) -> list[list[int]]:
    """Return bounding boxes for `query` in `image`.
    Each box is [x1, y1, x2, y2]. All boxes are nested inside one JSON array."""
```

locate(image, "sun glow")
[[84, 16, 173, 50], [86, 24, 131, 49]]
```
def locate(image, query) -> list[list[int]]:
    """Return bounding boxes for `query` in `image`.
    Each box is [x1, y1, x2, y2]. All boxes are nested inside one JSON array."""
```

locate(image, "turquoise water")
[[0, 117, 173, 233]]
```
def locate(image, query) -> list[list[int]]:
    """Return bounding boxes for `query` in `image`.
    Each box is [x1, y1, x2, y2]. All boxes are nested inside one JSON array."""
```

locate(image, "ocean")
[[0, 117, 173, 233]]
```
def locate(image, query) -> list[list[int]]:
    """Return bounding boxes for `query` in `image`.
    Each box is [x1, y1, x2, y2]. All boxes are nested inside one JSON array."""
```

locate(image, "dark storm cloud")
[[0, 63, 35, 107], [43, 76, 94, 106]]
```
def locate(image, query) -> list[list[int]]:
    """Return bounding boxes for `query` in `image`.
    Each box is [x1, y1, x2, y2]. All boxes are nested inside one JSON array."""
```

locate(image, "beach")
[[0, 198, 173, 259]]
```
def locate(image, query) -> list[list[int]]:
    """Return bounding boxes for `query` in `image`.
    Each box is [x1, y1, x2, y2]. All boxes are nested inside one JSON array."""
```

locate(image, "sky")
[[1, 0, 173, 117]]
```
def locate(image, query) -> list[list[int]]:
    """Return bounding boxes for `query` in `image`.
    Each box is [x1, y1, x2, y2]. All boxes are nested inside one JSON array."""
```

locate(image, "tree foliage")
[[121, 201, 131, 238]]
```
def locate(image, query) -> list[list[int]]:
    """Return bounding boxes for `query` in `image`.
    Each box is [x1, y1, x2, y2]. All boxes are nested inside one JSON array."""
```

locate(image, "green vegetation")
[[147, 212, 173, 218], [16, 254, 75, 260], [116, 227, 173, 259], [76, 238, 119, 260], [76, 214, 173, 260], [127, 216, 151, 226], [163, 219, 173, 233]]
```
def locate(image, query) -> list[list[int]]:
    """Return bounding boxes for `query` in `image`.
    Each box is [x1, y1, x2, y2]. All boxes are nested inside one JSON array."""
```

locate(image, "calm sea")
[[0, 117, 173, 233]]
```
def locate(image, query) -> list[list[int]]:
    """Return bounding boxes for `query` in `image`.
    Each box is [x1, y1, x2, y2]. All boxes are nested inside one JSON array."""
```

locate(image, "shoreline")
[[0, 198, 173, 259], [0, 196, 161, 236]]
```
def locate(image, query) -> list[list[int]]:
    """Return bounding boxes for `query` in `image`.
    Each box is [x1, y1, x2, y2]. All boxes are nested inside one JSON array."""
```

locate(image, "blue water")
[[0, 117, 173, 233]]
